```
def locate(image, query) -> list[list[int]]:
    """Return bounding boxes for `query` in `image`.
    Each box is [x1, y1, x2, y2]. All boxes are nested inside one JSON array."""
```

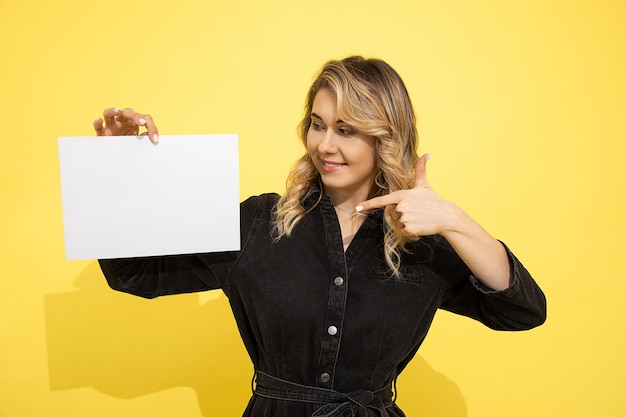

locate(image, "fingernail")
[[138, 118, 147, 126], [355, 205, 364, 212], [152, 134, 159, 144], [113, 108, 120, 113], [425, 153, 431, 161]]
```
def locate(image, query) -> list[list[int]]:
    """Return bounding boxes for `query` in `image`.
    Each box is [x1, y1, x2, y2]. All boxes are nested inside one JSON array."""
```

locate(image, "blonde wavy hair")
[[274, 56, 419, 275]]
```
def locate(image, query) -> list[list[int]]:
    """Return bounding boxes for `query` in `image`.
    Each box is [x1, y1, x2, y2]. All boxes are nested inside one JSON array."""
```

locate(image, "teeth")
[[324, 162, 343, 167]]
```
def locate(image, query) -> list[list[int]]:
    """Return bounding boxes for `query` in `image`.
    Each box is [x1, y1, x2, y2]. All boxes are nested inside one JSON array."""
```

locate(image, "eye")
[[311, 121, 325, 131], [338, 126, 355, 137]]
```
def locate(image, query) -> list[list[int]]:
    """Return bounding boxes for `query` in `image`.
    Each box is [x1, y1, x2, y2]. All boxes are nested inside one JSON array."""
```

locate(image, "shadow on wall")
[[397, 356, 467, 417], [44, 262, 467, 417]]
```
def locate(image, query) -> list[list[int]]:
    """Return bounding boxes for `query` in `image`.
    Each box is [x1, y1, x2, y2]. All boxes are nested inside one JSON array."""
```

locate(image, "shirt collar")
[[301, 181, 324, 210], [300, 181, 384, 219]]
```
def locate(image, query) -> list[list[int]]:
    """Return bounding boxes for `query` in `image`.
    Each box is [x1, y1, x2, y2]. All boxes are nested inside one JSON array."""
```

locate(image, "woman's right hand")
[[93, 107, 159, 144]]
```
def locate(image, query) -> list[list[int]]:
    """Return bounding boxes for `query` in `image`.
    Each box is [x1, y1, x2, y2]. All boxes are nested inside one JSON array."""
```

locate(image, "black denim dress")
[[99, 191, 546, 417]]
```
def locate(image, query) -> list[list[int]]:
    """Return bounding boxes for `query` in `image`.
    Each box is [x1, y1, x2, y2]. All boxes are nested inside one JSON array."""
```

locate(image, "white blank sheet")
[[58, 135, 240, 260]]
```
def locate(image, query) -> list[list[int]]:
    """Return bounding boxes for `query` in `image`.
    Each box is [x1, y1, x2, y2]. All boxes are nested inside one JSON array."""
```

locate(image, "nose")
[[318, 130, 337, 154]]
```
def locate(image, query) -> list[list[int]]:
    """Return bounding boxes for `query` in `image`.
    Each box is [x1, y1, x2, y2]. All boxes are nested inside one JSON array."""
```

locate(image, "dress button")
[[334, 276, 344, 286], [320, 373, 331, 383], [327, 325, 338, 336]]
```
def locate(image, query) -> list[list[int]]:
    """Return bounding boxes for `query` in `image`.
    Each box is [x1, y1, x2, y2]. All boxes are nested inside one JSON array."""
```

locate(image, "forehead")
[[311, 89, 339, 119]]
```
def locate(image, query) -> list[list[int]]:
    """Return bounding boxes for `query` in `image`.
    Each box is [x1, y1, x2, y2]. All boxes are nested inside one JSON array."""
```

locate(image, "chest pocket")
[[366, 262, 428, 285]]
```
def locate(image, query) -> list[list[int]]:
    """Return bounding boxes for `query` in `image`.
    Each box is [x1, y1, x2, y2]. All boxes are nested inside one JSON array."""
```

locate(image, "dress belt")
[[253, 371, 395, 417]]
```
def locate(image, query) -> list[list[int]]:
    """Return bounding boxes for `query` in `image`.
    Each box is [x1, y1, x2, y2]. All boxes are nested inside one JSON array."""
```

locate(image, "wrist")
[[440, 202, 470, 238]]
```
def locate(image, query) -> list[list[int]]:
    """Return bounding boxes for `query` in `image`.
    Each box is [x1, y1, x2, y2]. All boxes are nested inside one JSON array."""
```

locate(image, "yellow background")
[[1, 0, 625, 416]]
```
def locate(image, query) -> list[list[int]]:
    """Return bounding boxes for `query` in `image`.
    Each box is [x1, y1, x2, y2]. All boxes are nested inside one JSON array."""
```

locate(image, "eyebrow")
[[311, 112, 345, 124]]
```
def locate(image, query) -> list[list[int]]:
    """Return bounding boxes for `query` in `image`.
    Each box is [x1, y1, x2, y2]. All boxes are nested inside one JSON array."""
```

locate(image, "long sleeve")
[[99, 251, 238, 298], [98, 193, 267, 299], [436, 237, 547, 330]]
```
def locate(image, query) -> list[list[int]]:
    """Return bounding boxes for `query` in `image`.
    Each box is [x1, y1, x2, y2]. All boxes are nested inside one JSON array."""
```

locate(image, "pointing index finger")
[[356, 193, 401, 212]]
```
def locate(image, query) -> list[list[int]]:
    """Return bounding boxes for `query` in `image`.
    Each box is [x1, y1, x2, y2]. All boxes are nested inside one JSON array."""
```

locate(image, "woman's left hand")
[[356, 154, 461, 238], [357, 153, 512, 290]]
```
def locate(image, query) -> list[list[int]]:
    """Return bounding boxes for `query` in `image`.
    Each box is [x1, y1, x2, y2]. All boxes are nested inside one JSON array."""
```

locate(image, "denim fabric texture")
[[99, 190, 546, 417]]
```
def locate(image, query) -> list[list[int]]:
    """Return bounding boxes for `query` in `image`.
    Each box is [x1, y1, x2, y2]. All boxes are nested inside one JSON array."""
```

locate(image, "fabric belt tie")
[[253, 371, 394, 417]]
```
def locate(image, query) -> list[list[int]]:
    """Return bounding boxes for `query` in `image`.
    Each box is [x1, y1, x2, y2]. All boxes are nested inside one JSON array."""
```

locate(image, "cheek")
[[363, 149, 378, 179], [306, 130, 318, 154], [361, 142, 377, 169]]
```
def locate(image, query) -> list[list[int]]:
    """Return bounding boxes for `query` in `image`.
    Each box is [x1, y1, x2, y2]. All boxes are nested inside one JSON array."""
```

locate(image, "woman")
[[95, 56, 546, 417]]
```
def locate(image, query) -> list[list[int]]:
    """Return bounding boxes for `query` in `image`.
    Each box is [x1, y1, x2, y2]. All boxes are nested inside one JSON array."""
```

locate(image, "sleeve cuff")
[[468, 241, 521, 298]]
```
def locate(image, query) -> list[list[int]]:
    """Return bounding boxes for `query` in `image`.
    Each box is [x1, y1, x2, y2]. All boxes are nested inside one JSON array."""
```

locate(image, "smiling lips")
[[322, 160, 346, 172]]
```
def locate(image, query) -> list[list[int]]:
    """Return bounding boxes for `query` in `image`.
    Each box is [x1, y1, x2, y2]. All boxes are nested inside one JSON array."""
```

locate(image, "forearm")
[[99, 253, 232, 299], [440, 205, 512, 291]]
